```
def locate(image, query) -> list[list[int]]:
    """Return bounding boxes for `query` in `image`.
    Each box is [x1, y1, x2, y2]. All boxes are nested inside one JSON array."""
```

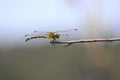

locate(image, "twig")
[[50, 38, 120, 45]]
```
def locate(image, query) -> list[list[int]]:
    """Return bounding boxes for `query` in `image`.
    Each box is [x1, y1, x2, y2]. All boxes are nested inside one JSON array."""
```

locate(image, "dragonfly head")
[[54, 33, 60, 39]]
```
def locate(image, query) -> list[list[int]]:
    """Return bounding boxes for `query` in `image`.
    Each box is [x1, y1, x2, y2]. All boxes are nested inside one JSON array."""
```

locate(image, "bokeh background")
[[0, 0, 120, 80]]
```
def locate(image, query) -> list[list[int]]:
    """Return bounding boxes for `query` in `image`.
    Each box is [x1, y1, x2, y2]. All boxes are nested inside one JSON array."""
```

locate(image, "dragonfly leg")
[[50, 39, 57, 47], [50, 42, 56, 47]]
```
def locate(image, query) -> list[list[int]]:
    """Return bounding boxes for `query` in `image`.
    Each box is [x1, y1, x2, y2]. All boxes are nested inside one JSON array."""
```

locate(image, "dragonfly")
[[24, 28, 80, 44]]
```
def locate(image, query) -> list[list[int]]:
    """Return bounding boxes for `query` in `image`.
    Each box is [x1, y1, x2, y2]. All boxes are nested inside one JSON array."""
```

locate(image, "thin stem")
[[50, 38, 120, 44]]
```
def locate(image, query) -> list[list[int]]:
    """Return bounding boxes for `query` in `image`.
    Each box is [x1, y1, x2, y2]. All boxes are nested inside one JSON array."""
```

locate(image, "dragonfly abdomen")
[[25, 36, 46, 42]]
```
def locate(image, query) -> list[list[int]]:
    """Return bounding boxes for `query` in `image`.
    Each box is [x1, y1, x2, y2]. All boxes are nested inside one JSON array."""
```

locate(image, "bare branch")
[[50, 38, 120, 45]]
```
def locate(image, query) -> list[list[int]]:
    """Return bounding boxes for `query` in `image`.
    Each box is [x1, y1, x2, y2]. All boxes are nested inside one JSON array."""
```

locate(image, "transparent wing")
[[24, 31, 50, 42], [57, 28, 81, 41], [24, 30, 49, 38], [55, 28, 79, 33]]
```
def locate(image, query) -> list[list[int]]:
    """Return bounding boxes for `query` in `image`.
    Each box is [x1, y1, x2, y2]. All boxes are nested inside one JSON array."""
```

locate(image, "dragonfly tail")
[[25, 36, 46, 42]]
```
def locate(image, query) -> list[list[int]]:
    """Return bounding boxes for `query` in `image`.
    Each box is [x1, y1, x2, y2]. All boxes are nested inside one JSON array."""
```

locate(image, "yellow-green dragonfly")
[[24, 28, 80, 42]]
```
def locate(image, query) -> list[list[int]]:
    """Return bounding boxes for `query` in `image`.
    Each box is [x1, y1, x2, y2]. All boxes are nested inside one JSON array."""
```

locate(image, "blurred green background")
[[0, 42, 120, 80]]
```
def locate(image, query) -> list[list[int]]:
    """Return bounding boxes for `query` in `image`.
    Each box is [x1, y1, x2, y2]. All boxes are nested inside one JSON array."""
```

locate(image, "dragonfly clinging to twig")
[[24, 28, 80, 46]]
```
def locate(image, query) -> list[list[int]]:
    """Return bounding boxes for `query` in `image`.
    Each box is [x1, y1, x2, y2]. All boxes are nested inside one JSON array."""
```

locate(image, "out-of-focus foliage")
[[0, 43, 120, 80]]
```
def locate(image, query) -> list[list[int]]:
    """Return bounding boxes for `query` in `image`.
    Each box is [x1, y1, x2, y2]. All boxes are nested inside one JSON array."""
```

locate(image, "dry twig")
[[50, 38, 120, 47]]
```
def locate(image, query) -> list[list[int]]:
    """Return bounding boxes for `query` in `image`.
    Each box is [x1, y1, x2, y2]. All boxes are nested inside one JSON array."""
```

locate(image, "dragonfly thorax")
[[44, 32, 60, 41]]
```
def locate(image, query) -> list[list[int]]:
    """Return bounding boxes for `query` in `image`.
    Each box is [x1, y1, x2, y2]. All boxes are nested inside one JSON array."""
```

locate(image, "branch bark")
[[50, 38, 120, 44]]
